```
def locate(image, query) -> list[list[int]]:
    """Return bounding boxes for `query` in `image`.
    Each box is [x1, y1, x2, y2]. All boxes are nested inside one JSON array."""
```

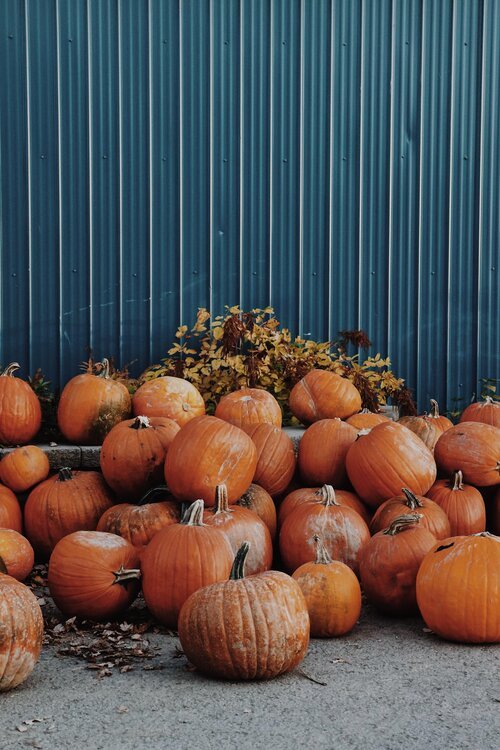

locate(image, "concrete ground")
[[1, 596, 498, 750]]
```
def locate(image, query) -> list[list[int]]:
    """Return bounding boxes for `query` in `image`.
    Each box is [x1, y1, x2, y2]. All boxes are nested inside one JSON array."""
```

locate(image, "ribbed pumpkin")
[[298, 418, 357, 487], [416, 532, 500, 643], [292, 535, 361, 637], [422, 399, 453, 433], [279, 485, 370, 575], [0, 445, 50, 492], [100, 415, 180, 499], [279, 485, 371, 528], [203, 485, 273, 575], [0, 485, 23, 532], [397, 415, 441, 451], [141, 500, 234, 628], [370, 488, 451, 539], [0, 363, 42, 445], [459, 397, 500, 428], [132, 376, 205, 427], [426, 471, 486, 536], [359, 514, 436, 615], [215, 387, 282, 429], [346, 410, 390, 430], [164, 415, 257, 506], [242, 423, 296, 496], [0, 530, 34, 581], [48, 531, 141, 620], [178, 542, 310, 680], [24, 468, 115, 558], [0, 569, 43, 691], [57, 359, 131, 445], [434, 422, 500, 487], [345, 422, 437, 507], [236, 484, 277, 541], [289, 369, 362, 424]]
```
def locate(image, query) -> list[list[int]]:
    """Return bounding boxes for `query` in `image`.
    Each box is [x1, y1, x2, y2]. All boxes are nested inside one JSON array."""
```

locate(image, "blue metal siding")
[[0, 0, 498, 411]]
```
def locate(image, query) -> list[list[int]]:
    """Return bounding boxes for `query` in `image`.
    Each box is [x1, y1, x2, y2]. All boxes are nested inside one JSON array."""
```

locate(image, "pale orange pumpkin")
[[397, 415, 441, 451], [0, 445, 50, 492], [289, 369, 362, 424], [132, 376, 205, 427], [215, 387, 282, 428], [346, 410, 390, 430], [434, 422, 500, 487]]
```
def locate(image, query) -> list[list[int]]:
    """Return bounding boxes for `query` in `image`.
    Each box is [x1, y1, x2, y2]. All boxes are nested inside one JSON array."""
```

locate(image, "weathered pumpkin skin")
[[0, 363, 42, 446], [0, 530, 34, 581], [215, 388, 282, 429], [242, 423, 296, 496], [279, 485, 371, 528], [289, 370, 362, 424], [397, 415, 441, 452], [434, 422, 500, 487], [346, 410, 390, 430], [298, 418, 358, 487], [132, 376, 205, 427], [0, 572, 43, 691], [0, 445, 50, 493], [370, 489, 451, 540], [0, 485, 23, 533], [178, 545, 310, 681], [97, 498, 181, 550], [459, 397, 500, 428], [345, 422, 437, 507], [426, 471, 486, 536], [416, 533, 500, 643], [236, 484, 277, 541], [100, 415, 180, 499]]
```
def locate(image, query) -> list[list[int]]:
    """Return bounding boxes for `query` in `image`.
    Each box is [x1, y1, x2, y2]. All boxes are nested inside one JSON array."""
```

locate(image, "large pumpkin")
[[0, 485, 23, 532], [132, 376, 205, 427], [416, 532, 500, 643], [434, 422, 500, 486], [164, 415, 257, 506], [0, 530, 34, 581], [178, 542, 310, 680], [426, 471, 486, 536], [289, 369, 362, 424], [397, 415, 441, 452], [236, 484, 277, 541], [370, 488, 451, 540], [298, 418, 357, 487], [0, 569, 44, 691], [0, 445, 50, 493], [57, 359, 131, 445], [242, 423, 296, 496], [100, 415, 180, 499], [279, 484, 371, 528], [459, 397, 500, 428], [215, 387, 282, 429], [345, 422, 437, 507], [0, 363, 42, 445]]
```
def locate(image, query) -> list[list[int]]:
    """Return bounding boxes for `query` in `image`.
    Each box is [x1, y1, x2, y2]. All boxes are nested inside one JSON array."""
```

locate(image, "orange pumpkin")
[[57, 359, 131, 445], [215, 387, 282, 428], [434, 422, 500, 486], [422, 399, 453, 433], [397, 415, 441, 451], [236, 483, 277, 541], [0, 445, 50, 492], [132, 376, 205, 427], [459, 397, 500, 427], [298, 418, 357, 486], [164, 415, 257, 506], [370, 488, 451, 539], [426, 471, 486, 536], [0, 485, 23, 532], [178, 542, 310, 680], [346, 410, 390, 429], [279, 484, 371, 528], [292, 535, 361, 637], [0, 530, 34, 581], [48, 531, 141, 620], [100, 415, 180, 499], [289, 369, 362, 424], [242, 423, 296, 496], [416, 532, 500, 643], [0, 363, 42, 445]]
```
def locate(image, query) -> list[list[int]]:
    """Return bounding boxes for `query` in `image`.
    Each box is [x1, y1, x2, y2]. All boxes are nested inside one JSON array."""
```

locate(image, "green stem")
[[229, 542, 250, 580], [401, 488, 424, 509]]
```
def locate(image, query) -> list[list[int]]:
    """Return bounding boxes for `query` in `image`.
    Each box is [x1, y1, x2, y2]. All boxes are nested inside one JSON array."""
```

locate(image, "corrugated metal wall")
[[0, 0, 498, 410]]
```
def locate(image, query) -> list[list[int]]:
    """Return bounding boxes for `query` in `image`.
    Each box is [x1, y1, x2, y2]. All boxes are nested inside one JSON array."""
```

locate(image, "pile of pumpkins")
[[0, 361, 499, 690]]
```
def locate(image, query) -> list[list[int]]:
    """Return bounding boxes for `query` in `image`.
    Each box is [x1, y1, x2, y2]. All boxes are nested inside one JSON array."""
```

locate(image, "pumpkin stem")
[[0, 556, 8, 575], [229, 542, 250, 580], [212, 484, 231, 514], [130, 415, 151, 430], [472, 531, 500, 541], [113, 565, 142, 585], [58, 467, 74, 482], [97, 358, 111, 379], [383, 513, 423, 535], [401, 488, 424, 509], [313, 534, 333, 564], [137, 485, 171, 506], [451, 470, 464, 491], [1, 362, 20, 377], [429, 399, 440, 418], [181, 499, 205, 526], [356, 428, 372, 438], [319, 485, 339, 507], [484, 396, 493, 404]]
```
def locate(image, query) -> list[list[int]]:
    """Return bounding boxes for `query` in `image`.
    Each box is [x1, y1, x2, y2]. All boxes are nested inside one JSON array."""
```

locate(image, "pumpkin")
[[164, 415, 257, 506], [289, 369, 362, 424], [100, 415, 180, 499], [298, 418, 357, 486], [370, 488, 451, 539], [346, 410, 390, 430], [416, 532, 500, 643], [132, 376, 205, 427], [141, 500, 234, 628], [292, 535, 361, 637], [459, 396, 500, 428], [0, 568, 43, 691], [0, 530, 34, 581], [279, 484, 370, 575], [434, 422, 500, 486], [48, 531, 141, 620], [178, 542, 310, 680], [0, 445, 50, 493], [397, 415, 441, 451], [423, 399, 453, 433], [236, 483, 277, 541], [279, 484, 371, 527], [24, 468, 115, 558], [215, 387, 282, 429], [203, 485, 273, 575], [242, 423, 296, 496], [0, 363, 42, 445], [426, 471, 486, 536], [359, 514, 436, 615], [0, 485, 23, 532], [57, 359, 131, 445], [345, 422, 437, 507]]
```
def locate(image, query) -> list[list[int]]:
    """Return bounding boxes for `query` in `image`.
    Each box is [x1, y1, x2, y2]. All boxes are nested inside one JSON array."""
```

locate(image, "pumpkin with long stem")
[[132, 376, 205, 427], [289, 369, 362, 424], [0, 363, 42, 445], [215, 387, 282, 429], [0, 530, 34, 581], [236, 483, 277, 541], [370, 488, 450, 539], [242, 423, 296, 496], [434, 422, 500, 486], [422, 399, 453, 433], [0, 445, 50, 493], [298, 418, 358, 487], [0, 485, 23, 532], [459, 396, 500, 428], [426, 471, 486, 536]]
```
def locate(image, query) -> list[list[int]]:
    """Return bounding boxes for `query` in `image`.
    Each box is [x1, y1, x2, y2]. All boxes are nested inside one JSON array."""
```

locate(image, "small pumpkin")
[[0, 363, 42, 446], [397, 415, 441, 451], [242, 423, 296, 496], [178, 542, 310, 680], [279, 484, 371, 528], [434, 422, 500, 487], [426, 471, 486, 536], [346, 410, 390, 430], [0, 530, 34, 581], [132, 376, 205, 427], [0, 485, 23, 532], [292, 535, 361, 637], [459, 396, 500, 428], [215, 387, 282, 429], [0, 445, 50, 492], [236, 484, 277, 541], [422, 399, 453, 433], [298, 418, 357, 487], [370, 488, 451, 540], [289, 369, 362, 424]]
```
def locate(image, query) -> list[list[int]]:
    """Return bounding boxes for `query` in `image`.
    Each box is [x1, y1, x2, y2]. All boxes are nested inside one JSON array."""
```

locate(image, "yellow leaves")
[[212, 326, 224, 340]]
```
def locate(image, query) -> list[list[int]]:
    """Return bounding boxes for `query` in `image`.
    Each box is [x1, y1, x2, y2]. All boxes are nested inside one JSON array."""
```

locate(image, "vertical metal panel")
[[0, 0, 498, 410]]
